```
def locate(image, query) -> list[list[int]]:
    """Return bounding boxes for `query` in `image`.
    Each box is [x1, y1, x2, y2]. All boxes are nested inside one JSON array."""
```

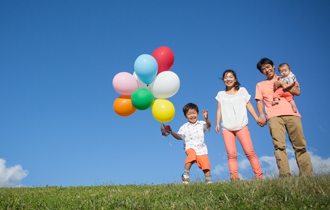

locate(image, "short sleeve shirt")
[[215, 87, 251, 131], [255, 78, 301, 119], [279, 72, 296, 84], [177, 121, 210, 155]]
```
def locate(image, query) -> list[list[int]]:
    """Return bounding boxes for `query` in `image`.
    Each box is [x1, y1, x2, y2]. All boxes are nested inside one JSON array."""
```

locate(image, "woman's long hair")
[[221, 69, 240, 91]]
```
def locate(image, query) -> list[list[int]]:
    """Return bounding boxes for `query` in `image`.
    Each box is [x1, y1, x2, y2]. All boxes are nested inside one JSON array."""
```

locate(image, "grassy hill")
[[1, 175, 329, 209]]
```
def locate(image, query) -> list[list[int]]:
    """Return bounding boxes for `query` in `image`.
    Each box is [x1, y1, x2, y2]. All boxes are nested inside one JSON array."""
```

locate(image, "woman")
[[215, 70, 263, 180]]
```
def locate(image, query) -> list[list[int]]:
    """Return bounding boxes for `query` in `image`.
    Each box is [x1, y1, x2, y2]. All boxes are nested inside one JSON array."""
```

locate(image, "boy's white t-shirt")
[[177, 120, 210, 155], [215, 87, 250, 131]]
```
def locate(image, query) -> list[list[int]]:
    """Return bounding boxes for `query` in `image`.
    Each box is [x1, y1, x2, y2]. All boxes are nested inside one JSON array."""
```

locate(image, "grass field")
[[1, 175, 329, 209]]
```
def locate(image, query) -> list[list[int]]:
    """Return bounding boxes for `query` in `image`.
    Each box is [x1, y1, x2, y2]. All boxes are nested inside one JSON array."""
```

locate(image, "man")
[[255, 58, 313, 177]]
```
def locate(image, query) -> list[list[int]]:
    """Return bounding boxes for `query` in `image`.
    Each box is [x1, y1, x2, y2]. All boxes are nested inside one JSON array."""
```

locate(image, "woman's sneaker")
[[181, 173, 190, 184]]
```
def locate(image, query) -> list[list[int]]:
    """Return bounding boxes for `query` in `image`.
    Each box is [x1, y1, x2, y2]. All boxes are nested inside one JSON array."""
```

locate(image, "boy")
[[169, 103, 212, 184], [272, 63, 298, 113]]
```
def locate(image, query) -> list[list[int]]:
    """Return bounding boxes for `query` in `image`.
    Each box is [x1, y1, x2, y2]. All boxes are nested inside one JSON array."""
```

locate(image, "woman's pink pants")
[[222, 126, 263, 180]]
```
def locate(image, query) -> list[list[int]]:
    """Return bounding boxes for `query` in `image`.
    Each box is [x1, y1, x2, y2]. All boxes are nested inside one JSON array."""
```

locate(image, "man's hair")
[[256, 58, 274, 73], [278, 63, 290, 70], [183, 103, 199, 117]]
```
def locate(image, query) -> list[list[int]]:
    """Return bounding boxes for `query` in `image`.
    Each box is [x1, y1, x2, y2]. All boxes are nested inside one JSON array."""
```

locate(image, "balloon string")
[[162, 123, 172, 147], [167, 136, 172, 147]]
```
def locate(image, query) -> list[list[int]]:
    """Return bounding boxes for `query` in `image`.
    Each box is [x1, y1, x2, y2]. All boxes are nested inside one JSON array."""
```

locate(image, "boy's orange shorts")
[[185, 148, 210, 171]]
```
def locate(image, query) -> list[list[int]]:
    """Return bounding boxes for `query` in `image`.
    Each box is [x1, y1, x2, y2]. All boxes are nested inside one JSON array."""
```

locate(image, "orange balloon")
[[113, 95, 137, 117]]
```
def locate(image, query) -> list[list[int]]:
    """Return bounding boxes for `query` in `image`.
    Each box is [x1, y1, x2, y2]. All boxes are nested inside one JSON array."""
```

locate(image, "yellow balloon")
[[152, 99, 175, 123]]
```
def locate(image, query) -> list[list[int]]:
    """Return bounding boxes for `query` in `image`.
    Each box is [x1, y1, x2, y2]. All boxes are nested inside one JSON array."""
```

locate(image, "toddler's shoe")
[[181, 173, 190, 184]]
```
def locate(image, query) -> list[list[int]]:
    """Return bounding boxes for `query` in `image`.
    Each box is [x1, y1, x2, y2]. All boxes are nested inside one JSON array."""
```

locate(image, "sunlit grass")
[[1, 174, 329, 209]]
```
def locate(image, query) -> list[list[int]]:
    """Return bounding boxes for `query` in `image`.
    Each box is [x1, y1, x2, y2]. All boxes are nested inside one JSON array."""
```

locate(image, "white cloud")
[[213, 164, 226, 175], [238, 159, 250, 170], [213, 148, 330, 179], [0, 159, 28, 187], [286, 148, 295, 156], [238, 173, 246, 180], [258, 155, 279, 178], [310, 152, 330, 174], [259, 148, 330, 178]]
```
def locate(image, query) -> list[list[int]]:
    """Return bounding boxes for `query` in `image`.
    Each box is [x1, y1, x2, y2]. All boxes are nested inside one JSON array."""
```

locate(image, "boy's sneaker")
[[206, 181, 212, 184], [181, 173, 190, 184]]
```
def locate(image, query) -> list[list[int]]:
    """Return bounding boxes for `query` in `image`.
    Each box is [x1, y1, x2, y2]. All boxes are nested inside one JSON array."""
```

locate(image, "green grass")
[[1, 175, 329, 209]]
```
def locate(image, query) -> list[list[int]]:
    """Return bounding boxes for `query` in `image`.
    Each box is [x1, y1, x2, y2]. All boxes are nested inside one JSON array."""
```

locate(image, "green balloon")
[[131, 88, 154, 110]]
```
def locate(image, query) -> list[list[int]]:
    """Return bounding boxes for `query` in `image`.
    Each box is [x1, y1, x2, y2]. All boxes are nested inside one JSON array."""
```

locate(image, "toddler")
[[272, 63, 298, 113], [169, 103, 212, 184]]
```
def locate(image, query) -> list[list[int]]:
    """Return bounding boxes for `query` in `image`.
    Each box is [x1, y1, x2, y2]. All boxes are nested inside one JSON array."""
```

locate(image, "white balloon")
[[133, 72, 153, 91], [151, 71, 180, 98]]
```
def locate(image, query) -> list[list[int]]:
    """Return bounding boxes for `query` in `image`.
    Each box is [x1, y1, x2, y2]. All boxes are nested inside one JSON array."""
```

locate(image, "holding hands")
[[257, 115, 267, 127]]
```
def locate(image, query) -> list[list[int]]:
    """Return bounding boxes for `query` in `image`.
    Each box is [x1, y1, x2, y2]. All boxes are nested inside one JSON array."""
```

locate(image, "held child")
[[272, 63, 298, 113], [215, 70, 263, 181], [169, 103, 212, 184]]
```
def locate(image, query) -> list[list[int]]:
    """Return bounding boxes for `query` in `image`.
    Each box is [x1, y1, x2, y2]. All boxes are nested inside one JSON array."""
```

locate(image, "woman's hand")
[[215, 124, 220, 134]]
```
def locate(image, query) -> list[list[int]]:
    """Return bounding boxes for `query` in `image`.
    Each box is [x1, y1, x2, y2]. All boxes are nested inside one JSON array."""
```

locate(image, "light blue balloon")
[[134, 54, 158, 85]]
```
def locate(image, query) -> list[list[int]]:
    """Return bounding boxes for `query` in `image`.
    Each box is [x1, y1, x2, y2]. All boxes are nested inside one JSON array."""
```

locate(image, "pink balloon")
[[113, 72, 139, 95]]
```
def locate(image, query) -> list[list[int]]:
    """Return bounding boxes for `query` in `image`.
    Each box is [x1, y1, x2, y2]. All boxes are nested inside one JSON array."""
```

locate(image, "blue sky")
[[1, 0, 330, 187]]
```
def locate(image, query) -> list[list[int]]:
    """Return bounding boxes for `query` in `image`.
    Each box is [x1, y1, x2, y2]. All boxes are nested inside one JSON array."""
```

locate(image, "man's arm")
[[274, 80, 300, 96], [274, 80, 294, 89], [287, 81, 300, 96]]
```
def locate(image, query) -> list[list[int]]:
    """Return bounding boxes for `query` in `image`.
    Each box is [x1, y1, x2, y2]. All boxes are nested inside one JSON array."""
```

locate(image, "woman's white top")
[[215, 87, 251, 131]]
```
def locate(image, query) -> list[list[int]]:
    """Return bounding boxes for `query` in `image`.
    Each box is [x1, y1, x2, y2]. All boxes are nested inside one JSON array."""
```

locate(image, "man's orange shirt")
[[255, 79, 301, 120]]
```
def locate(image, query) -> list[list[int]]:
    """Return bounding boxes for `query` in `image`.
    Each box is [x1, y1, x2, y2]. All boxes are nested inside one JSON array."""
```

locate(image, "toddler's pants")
[[273, 87, 294, 102], [185, 148, 210, 171]]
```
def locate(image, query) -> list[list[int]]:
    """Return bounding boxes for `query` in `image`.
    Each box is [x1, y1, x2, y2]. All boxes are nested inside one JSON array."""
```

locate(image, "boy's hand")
[[203, 109, 211, 129], [202, 110, 208, 119]]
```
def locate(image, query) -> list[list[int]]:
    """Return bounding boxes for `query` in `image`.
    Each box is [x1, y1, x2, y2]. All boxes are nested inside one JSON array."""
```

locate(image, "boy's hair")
[[221, 69, 241, 91], [278, 63, 290, 70], [256, 58, 274, 73], [183, 103, 199, 117]]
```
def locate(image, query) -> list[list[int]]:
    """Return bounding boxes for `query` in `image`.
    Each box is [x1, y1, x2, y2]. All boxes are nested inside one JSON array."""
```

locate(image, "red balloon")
[[152, 46, 174, 74]]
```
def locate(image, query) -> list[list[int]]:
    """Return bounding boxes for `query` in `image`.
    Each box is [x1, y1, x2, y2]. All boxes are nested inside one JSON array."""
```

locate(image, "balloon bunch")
[[112, 46, 180, 123]]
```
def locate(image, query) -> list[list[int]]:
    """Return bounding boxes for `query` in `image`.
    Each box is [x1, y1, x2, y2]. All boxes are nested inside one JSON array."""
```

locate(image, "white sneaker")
[[181, 173, 190, 184]]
